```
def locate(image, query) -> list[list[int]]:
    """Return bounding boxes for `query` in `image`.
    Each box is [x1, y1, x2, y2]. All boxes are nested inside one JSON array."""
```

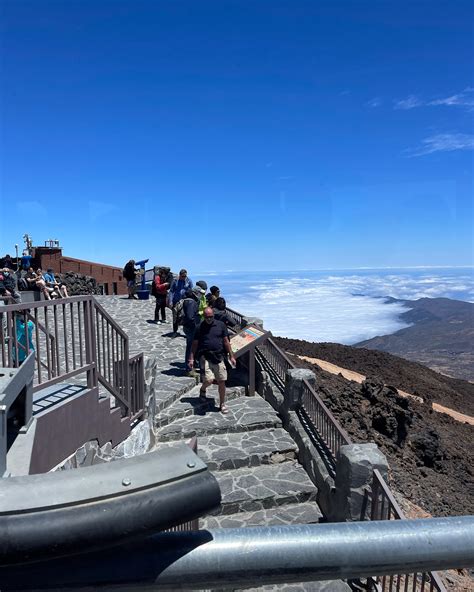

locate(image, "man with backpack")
[[123, 260, 138, 299], [168, 269, 193, 335], [179, 287, 203, 377], [189, 307, 236, 414]]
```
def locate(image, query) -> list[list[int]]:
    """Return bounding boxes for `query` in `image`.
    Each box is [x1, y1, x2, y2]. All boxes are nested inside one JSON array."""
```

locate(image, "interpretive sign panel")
[[230, 325, 269, 356]]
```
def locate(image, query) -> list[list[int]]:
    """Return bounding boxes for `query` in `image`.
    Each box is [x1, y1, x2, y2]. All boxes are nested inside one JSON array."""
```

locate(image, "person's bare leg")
[[200, 379, 213, 395], [61, 286, 69, 298], [218, 380, 226, 409]]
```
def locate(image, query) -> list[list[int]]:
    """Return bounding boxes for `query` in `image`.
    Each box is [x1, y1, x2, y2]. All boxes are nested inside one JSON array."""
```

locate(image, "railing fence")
[[0, 296, 144, 421]]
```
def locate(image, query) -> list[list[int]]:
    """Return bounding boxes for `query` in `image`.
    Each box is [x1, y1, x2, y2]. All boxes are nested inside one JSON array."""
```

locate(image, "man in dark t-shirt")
[[189, 307, 236, 414]]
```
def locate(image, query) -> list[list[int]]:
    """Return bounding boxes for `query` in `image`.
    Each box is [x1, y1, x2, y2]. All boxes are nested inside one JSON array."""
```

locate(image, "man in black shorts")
[[189, 307, 236, 414]]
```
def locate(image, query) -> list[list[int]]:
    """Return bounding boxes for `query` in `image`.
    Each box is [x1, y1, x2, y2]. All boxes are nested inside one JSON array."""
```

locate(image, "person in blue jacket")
[[168, 269, 193, 334]]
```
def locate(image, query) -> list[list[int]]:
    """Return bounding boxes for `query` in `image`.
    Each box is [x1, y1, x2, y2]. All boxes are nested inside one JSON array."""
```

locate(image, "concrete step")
[[156, 385, 246, 428], [197, 427, 297, 471], [201, 501, 322, 529], [210, 461, 318, 515], [157, 396, 282, 442]]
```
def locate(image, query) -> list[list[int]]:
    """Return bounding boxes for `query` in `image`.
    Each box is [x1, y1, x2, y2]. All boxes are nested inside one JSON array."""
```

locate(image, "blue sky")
[[1, 1, 473, 271]]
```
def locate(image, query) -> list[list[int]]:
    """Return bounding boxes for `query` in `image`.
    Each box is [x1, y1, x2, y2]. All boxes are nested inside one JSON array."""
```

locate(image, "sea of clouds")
[[198, 268, 474, 344]]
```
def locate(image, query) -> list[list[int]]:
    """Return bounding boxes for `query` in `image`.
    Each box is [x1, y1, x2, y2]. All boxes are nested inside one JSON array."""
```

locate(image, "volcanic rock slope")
[[356, 297, 474, 382], [275, 336, 474, 517]]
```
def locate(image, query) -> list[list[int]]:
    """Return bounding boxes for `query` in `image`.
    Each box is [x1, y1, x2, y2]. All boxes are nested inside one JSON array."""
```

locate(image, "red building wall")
[[33, 248, 126, 295]]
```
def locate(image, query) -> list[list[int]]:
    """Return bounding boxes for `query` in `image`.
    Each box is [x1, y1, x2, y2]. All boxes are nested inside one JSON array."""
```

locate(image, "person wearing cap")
[[195, 280, 208, 320], [123, 260, 138, 299], [0, 268, 21, 303], [206, 285, 220, 307], [181, 287, 202, 377], [169, 269, 193, 334], [189, 307, 236, 414]]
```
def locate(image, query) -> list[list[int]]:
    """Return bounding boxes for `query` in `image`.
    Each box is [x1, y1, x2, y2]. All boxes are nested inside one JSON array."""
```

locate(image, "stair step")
[[201, 501, 322, 529], [156, 385, 246, 428], [154, 375, 197, 413], [210, 462, 318, 515], [197, 428, 297, 471], [32, 383, 87, 415], [157, 396, 281, 442]]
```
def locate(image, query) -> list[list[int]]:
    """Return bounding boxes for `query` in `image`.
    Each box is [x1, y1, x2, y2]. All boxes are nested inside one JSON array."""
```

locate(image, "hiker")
[[189, 307, 236, 414], [206, 285, 220, 307], [123, 260, 138, 299], [181, 287, 202, 376], [43, 269, 68, 299], [195, 280, 208, 319], [213, 297, 237, 329], [169, 269, 193, 334], [0, 268, 21, 304], [1, 254, 15, 270], [151, 267, 172, 323]]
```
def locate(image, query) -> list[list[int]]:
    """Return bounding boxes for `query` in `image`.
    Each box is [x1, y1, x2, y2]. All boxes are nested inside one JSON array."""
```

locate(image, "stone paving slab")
[[156, 384, 246, 427], [157, 396, 282, 442], [201, 501, 321, 529], [211, 462, 318, 515], [197, 428, 297, 471], [95, 296, 197, 407]]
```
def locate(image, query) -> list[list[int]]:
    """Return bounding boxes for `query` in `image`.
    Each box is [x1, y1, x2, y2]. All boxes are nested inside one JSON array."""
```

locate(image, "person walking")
[[189, 307, 236, 414], [181, 287, 202, 377], [151, 267, 171, 323], [123, 260, 138, 299], [168, 269, 193, 334]]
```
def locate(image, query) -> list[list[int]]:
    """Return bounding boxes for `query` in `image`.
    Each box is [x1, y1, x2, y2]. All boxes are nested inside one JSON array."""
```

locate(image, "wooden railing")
[[0, 296, 144, 421]]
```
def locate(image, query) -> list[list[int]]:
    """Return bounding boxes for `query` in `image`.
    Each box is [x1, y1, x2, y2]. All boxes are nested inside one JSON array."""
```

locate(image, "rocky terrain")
[[274, 337, 474, 518], [355, 297, 474, 381]]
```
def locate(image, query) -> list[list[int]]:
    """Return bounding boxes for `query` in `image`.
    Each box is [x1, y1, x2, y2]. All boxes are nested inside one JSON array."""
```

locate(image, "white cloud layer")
[[395, 88, 474, 110], [407, 133, 474, 156], [201, 270, 474, 344]]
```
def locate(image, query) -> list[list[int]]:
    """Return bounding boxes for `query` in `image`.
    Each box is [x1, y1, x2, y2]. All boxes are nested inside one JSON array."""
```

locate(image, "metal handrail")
[[257, 336, 351, 463], [2, 517, 470, 590], [369, 470, 447, 591], [0, 296, 144, 422], [252, 330, 447, 591]]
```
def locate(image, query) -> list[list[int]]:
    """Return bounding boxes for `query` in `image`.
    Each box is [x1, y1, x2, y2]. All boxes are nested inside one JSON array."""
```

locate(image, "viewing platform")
[[0, 294, 452, 591]]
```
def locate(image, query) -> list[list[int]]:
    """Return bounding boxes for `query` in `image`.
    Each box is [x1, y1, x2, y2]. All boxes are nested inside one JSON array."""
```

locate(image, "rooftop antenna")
[[23, 234, 33, 255]]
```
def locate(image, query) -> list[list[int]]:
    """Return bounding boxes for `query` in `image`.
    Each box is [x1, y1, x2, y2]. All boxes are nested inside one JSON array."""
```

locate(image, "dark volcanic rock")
[[274, 336, 474, 517]]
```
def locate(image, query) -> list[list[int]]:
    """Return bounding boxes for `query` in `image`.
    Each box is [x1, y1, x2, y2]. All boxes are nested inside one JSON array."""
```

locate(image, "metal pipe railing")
[[1, 517, 472, 590]]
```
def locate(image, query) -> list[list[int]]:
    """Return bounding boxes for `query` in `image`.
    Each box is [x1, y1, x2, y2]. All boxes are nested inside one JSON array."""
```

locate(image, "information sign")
[[230, 325, 267, 355]]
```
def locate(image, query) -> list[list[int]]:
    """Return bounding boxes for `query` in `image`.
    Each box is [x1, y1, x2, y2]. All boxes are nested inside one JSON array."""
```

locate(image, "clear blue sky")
[[1, 1, 473, 271]]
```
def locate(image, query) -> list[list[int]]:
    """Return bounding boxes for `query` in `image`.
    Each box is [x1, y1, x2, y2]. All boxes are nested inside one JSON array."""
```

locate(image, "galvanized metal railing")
[[367, 469, 446, 592], [252, 329, 446, 591], [0, 296, 144, 421], [166, 436, 200, 533]]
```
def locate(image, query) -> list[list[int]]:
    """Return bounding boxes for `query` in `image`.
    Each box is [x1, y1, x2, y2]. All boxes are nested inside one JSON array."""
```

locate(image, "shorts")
[[200, 356, 227, 383], [127, 280, 135, 288]]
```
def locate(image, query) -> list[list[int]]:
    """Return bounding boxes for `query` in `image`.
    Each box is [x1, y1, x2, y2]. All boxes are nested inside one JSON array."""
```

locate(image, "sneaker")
[[187, 369, 198, 378]]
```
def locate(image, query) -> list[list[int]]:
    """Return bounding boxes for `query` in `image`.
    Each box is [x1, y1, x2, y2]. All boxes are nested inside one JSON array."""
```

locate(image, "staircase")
[[153, 383, 353, 591], [155, 385, 322, 529]]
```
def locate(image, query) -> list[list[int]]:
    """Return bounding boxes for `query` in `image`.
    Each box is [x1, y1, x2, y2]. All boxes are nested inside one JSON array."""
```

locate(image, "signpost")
[[230, 324, 270, 395]]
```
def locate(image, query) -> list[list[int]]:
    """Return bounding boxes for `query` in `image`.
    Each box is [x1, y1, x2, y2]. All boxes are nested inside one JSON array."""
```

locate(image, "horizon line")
[[194, 265, 474, 274]]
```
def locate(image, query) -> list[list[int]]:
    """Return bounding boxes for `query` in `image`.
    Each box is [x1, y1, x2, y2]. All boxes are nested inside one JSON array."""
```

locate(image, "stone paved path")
[[93, 296, 349, 592]]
